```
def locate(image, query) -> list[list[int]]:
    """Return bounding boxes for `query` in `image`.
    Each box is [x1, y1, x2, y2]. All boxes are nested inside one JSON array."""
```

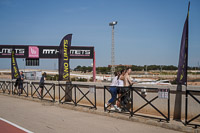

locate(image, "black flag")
[[11, 49, 20, 79], [177, 2, 190, 85], [59, 34, 72, 81]]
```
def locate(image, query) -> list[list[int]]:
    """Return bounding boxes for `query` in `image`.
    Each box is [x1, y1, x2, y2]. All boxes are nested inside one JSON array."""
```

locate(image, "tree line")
[[73, 65, 200, 74]]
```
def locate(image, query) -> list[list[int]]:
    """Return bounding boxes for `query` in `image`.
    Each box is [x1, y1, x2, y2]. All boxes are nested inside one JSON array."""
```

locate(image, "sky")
[[0, 0, 199, 70]]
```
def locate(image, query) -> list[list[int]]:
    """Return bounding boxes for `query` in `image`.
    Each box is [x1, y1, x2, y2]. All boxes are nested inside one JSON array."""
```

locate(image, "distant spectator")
[[39, 72, 46, 98], [18, 71, 24, 95], [14, 78, 20, 94]]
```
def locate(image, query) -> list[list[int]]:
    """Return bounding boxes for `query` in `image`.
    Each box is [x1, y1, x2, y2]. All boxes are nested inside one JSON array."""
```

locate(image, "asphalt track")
[[0, 95, 182, 133], [0, 118, 33, 133]]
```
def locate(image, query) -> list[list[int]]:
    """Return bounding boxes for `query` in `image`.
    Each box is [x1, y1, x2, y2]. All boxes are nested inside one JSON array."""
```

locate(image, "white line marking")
[[0, 117, 34, 133]]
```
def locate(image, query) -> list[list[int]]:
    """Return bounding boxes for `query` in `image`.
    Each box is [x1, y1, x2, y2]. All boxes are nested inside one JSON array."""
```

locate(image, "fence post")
[[53, 84, 55, 102], [131, 87, 133, 117], [27, 82, 29, 97], [8, 81, 11, 94], [31, 82, 33, 97], [94, 86, 97, 109], [74, 85, 77, 106], [168, 89, 170, 121], [185, 90, 188, 125], [104, 86, 106, 111], [59, 84, 60, 103]]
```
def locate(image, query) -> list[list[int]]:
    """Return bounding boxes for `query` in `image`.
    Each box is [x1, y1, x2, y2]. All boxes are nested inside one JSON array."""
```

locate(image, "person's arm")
[[21, 75, 24, 81], [127, 76, 133, 86]]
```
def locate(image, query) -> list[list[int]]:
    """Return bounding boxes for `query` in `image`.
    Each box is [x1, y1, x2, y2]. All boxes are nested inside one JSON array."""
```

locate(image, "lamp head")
[[109, 21, 117, 26]]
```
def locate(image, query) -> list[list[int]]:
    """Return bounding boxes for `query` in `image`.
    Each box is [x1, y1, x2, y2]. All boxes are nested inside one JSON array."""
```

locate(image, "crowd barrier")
[[104, 86, 170, 122], [59, 83, 97, 109], [0, 81, 11, 94], [185, 90, 200, 128], [0, 80, 96, 109], [0, 81, 29, 96], [31, 82, 55, 102]]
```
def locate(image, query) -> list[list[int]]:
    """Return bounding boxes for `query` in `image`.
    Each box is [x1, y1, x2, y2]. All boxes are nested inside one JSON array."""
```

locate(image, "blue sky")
[[0, 0, 199, 69]]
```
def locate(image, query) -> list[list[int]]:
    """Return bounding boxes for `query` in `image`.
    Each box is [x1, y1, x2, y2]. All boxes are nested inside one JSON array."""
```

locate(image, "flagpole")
[[186, 1, 190, 90]]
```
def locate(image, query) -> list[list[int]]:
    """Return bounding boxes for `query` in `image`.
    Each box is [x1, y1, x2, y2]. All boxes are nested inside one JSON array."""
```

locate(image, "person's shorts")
[[39, 85, 44, 89], [14, 80, 19, 87], [18, 84, 23, 89], [14, 82, 18, 87], [117, 87, 122, 94]]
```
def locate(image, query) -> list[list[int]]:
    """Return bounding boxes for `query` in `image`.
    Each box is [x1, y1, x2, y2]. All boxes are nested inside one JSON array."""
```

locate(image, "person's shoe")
[[113, 105, 122, 112], [116, 107, 122, 112], [105, 103, 108, 108], [113, 105, 118, 109], [110, 107, 115, 111]]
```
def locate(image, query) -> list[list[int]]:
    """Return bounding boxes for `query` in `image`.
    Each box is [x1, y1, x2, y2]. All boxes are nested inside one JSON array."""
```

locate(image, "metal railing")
[[0, 80, 29, 97], [11, 81, 29, 97], [132, 87, 170, 122], [59, 83, 96, 109], [0, 81, 11, 94], [104, 86, 133, 115], [104, 86, 170, 122], [0, 81, 4, 91], [185, 90, 200, 128], [31, 82, 55, 102]]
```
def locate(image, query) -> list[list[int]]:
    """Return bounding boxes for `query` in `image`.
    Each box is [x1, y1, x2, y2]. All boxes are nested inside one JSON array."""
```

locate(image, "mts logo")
[[29, 46, 39, 58]]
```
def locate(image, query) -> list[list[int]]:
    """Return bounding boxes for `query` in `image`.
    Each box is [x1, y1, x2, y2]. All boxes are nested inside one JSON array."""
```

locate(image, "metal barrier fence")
[[104, 86, 133, 115], [0, 81, 3, 91], [31, 82, 55, 102], [0, 81, 29, 97], [11, 81, 29, 97], [185, 90, 200, 128], [59, 83, 96, 109], [0, 81, 11, 94], [104, 86, 170, 122]]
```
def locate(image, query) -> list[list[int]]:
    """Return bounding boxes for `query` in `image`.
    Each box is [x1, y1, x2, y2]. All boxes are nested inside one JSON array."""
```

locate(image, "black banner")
[[70, 46, 94, 59], [59, 34, 72, 81], [177, 2, 190, 85], [39, 46, 59, 58], [0, 45, 94, 59], [11, 49, 20, 79], [0, 45, 28, 58]]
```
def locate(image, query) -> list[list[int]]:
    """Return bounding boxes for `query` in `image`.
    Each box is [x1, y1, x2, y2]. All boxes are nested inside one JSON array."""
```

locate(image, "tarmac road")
[[0, 95, 182, 133]]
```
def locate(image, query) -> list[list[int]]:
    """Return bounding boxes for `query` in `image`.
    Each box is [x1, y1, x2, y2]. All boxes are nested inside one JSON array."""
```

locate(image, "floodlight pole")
[[109, 21, 117, 79]]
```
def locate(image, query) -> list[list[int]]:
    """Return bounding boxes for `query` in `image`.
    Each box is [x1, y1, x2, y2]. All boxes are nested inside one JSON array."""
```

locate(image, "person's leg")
[[18, 85, 21, 95], [41, 87, 44, 98], [14, 80, 18, 94], [108, 87, 116, 104], [20, 83, 23, 94], [14, 85, 17, 94]]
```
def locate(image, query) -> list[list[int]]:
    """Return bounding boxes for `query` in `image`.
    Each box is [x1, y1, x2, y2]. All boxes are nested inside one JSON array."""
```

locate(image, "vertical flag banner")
[[59, 34, 72, 81], [177, 2, 190, 85], [11, 49, 20, 79]]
